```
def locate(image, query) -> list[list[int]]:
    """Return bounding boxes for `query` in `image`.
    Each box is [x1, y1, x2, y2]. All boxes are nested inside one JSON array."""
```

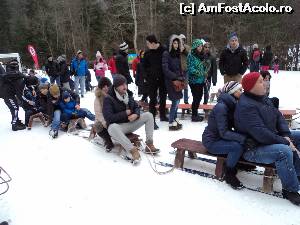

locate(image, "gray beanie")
[[113, 74, 127, 87]]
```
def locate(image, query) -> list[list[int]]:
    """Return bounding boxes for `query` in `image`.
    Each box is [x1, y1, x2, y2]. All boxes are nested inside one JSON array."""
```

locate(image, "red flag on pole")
[[27, 45, 39, 69]]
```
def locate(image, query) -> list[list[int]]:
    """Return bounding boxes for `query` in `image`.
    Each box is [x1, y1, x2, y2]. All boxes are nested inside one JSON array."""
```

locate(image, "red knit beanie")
[[242, 72, 261, 92]]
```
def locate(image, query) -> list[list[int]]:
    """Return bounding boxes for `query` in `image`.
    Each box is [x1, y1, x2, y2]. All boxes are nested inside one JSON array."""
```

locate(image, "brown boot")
[[145, 140, 160, 154], [130, 147, 141, 161]]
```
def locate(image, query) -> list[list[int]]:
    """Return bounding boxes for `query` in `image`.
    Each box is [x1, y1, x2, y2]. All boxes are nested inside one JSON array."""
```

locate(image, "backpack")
[[252, 50, 261, 62]]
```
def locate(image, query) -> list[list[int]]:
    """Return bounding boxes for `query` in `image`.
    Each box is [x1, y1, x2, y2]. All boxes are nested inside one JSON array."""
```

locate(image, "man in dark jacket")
[[115, 42, 133, 85], [203, 38, 217, 104], [261, 45, 273, 71], [45, 55, 60, 86], [0, 60, 26, 131], [143, 35, 168, 129], [235, 72, 300, 205], [57, 55, 70, 90], [103, 75, 159, 163], [219, 32, 248, 83]]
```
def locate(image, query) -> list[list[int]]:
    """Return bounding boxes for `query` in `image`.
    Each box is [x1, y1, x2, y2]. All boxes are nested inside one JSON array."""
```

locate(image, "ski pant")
[[107, 112, 154, 151], [148, 79, 167, 119], [189, 83, 204, 117], [243, 131, 300, 192], [4, 97, 19, 125]]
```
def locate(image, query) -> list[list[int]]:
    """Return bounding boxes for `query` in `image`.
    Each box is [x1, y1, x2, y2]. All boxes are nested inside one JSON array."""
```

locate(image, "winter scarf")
[[114, 88, 129, 105]]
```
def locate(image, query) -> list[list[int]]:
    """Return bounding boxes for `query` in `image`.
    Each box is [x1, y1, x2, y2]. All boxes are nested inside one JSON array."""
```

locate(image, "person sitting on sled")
[[103, 74, 159, 163]]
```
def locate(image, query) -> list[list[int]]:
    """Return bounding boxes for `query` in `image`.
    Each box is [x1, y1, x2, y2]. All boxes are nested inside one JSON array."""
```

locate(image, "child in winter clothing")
[[273, 56, 279, 74], [94, 51, 107, 82], [59, 91, 95, 125], [249, 44, 261, 72]]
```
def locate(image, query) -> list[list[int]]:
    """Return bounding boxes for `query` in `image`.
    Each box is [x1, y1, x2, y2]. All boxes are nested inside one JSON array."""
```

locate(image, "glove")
[[244, 138, 258, 151]]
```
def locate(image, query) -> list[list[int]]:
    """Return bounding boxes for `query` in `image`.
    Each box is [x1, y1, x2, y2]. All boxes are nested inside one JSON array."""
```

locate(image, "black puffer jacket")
[[115, 51, 133, 84], [219, 46, 248, 76], [0, 67, 25, 99], [45, 60, 59, 78], [58, 60, 70, 83], [103, 86, 140, 126], [261, 46, 273, 67], [143, 43, 166, 84]]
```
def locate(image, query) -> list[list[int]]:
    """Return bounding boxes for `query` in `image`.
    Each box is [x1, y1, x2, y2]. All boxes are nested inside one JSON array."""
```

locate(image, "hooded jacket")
[[115, 51, 133, 84]]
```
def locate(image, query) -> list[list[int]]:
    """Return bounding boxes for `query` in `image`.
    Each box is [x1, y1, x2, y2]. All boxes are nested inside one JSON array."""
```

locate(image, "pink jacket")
[[94, 58, 107, 77]]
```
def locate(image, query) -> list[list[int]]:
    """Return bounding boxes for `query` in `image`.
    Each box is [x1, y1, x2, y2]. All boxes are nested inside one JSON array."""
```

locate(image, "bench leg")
[[262, 168, 275, 193], [174, 149, 185, 169], [215, 157, 225, 178], [188, 151, 197, 159]]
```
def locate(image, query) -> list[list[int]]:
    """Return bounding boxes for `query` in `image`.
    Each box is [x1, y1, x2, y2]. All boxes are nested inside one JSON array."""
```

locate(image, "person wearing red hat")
[[235, 72, 300, 205]]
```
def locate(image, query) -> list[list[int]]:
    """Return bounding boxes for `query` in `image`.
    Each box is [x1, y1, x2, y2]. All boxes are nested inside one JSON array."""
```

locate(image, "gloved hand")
[[244, 138, 258, 151]]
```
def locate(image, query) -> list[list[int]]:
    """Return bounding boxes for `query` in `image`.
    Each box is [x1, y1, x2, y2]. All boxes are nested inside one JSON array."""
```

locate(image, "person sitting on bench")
[[235, 72, 300, 205], [202, 81, 246, 190], [103, 74, 159, 163]]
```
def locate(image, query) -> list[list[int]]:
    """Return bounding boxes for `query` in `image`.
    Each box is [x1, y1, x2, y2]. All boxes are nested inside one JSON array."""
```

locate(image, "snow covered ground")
[[0, 70, 300, 225]]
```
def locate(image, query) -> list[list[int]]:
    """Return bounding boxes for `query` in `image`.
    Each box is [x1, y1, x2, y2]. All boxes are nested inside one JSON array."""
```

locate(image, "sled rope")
[[0, 167, 12, 196]]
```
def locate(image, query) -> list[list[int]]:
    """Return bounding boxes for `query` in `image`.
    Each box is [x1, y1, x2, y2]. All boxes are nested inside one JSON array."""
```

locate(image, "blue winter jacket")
[[71, 58, 88, 77], [234, 92, 291, 145], [202, 93, 246, 148]]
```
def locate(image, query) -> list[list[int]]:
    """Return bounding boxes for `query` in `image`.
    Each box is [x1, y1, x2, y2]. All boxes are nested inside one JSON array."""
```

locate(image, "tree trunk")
[[130, 0, 138, 53]]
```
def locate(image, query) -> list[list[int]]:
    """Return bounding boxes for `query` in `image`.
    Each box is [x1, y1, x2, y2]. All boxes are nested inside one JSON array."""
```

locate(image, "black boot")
[[224, 167, 244, 190], [154, 121, 159, 130], [12, 123, 26, 131], [98, 129, 114, 152], [191, 115, 204, 122], [282, 189, 300, 205]]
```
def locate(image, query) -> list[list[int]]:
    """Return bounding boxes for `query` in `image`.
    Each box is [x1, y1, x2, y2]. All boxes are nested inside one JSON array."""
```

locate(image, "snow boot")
[[282, 189, 300, 206], [145, 140, 160, 154], [98, 129, 114, 152], [224, 167, 244, 190], [130, 147, 141, 162], [191, 115, 204, 122], [175, 118, 183, 129], [169, 122, 181, 131], [12, 122, 26, 131], [49, 129, 58, 139]]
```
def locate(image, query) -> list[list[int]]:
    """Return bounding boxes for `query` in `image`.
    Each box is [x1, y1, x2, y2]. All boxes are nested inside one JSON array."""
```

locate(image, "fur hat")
[[49, 84, 60, 96], [98, 77, 112, 89], [113, 74, 127, 87], [222, 81, 242, 95], [119, 42, 128, 51], [242, 72, 261, 92], [179, 34, 186, 40]]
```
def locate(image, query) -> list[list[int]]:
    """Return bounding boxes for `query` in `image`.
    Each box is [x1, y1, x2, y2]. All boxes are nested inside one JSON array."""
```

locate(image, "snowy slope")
[[0, 70, 300, 225]]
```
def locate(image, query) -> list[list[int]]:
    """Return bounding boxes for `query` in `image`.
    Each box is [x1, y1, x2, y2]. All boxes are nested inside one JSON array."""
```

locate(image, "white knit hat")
[[222, 81, 242, 95], [119, 42, 128, 51], [96, 51, 102, 57]]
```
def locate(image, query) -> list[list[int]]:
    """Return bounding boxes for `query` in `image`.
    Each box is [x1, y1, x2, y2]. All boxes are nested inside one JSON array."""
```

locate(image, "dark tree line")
[[0, 0, 300, 69]]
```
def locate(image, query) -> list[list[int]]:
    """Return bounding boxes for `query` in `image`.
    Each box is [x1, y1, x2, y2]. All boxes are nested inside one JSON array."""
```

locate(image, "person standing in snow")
[[143, 34, 168, 129], [202, 37, 217, 104], [260, 45, 273, 71], [115, 42, 133, 85], [94, 77, 114, 151], [57, 55, 71, 90], [249, 43, 262, 72], [0, 60, 26, 131], [103, 75, 159, 162], [273, 55, 280, 74], [108, 51, 117, 77], [219, 32, 248, 83], [94, 51, 107, 82], [202, 81, 245, 189], [45, 55, 60, 86], [235, 72, 300, 205], [71, 50, 89, 98], [135, 50, 149, 103], [187, 39, 211, 122], [162, 35, 185, 131], [131, 50, 143, 78]]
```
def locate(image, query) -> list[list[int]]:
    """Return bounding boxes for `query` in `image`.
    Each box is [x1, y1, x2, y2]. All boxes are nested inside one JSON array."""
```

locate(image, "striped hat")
[[222, 81, 242, 95], [119, 42, 128, 51]]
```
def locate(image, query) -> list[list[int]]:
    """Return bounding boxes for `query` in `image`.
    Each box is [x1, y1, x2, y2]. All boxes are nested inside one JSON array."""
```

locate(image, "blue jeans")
[[169, 100, 180, 124], [74, 76, 86, 96], [207, 140, 244, 168], [50, 76, 61, 86], [51, 110, 61, 131], [81, 108, 95, 121], [243, 131, 300, 192]]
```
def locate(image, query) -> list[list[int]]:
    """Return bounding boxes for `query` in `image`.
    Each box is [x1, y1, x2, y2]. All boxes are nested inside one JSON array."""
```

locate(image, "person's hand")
[[128, 114, 138, 122], [28, 101, 35, 106], [75, 105, 80, 110], [126, 109, 132, 115]]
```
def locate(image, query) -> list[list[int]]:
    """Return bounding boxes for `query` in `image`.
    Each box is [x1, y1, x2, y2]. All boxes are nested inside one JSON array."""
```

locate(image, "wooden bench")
[[171, 138, 276, 193]]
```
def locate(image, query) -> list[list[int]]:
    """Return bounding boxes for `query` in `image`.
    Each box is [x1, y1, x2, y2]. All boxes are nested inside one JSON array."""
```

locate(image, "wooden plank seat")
[[126, 133, 141, 147], [171, 138, 276, 193]]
